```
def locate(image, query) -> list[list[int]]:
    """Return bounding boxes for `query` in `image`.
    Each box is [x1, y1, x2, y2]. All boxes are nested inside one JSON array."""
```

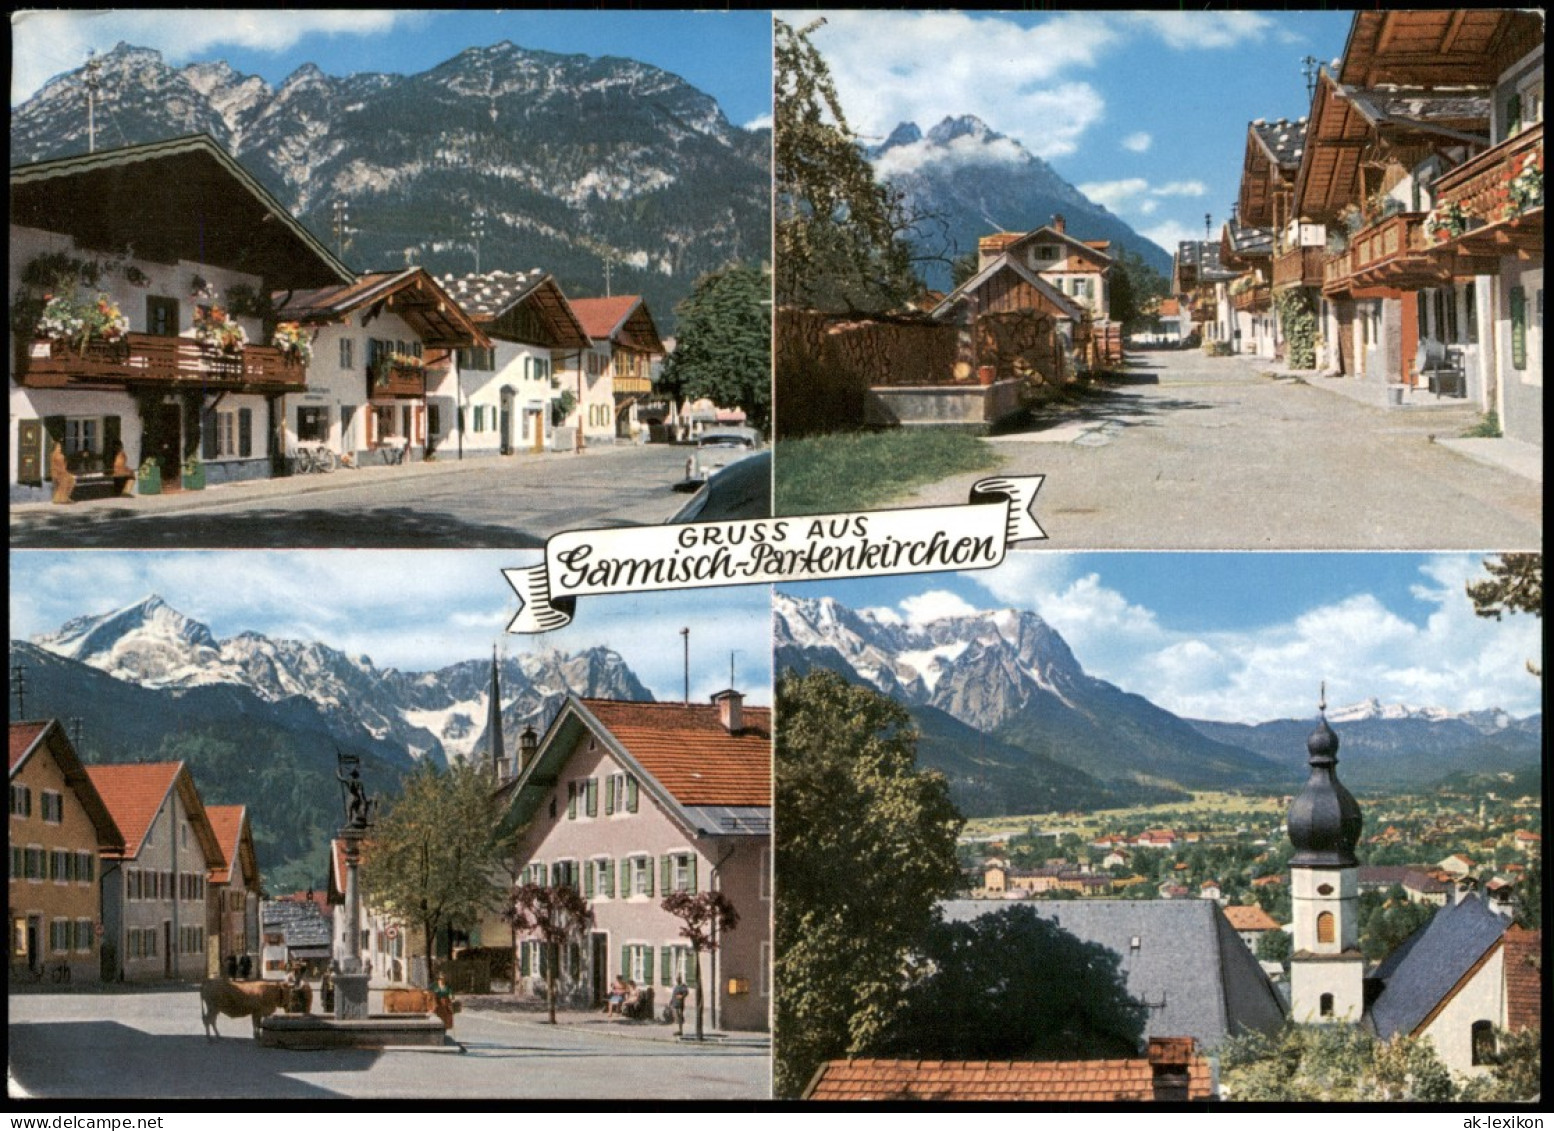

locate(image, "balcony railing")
[[1323, 212, 1447, 295], [1272, 245, 1325, 290], [369, 361, 428, 398], [1232, 284, 1272, 313], [17, 333, 305, 392], [1434, 121, 1542, 225], [612, 373, 653, 396]]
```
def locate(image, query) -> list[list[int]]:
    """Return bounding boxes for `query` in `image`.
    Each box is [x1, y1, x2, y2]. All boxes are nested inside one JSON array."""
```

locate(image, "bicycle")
[[293, 443, 338, 474], [379, 440, 410, 466], [50, 960, 71, 984]]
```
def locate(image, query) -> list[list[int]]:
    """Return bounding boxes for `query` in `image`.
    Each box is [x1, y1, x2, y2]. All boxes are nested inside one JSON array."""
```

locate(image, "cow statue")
[[199, 978, 286, 1039]]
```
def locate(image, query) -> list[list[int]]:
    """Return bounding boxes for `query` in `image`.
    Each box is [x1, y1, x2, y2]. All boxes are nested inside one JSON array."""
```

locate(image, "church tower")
[[487, 647, 507, 780], [1287, 691, 1365, 1023]]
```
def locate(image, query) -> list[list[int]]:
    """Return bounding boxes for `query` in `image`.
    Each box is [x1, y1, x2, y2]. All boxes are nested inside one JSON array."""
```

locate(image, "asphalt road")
[[10, 444, 702, 549], [902, 349, 1541, 550], [7, 988, 769, 1101]]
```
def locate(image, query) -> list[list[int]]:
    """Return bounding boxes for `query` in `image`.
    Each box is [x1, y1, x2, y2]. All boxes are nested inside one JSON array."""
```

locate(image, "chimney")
[[714, 689, 743, 733], [1051, 213, 1066, 234], [518, 725, 538, 774], [1148, 1037, 1195, 1102]]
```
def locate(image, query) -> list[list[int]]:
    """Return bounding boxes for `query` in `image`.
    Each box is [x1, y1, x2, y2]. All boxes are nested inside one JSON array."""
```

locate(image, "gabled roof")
[[85, 761, 225, 870], [804, 1052, 1215, 1102], [1000, 224, 1116, 268], [497, 694, 770, 840], [10, 134, 352, 290], [8, 720, 125, 853], [1338, 10, 1544, 90], [1223, 905, 1282, 933], [206, 804, 260, 891], [930, 254, 1086, 322], [939, 899, 1286, 1048], [439, 270, 591, 350], [261, 897, 331, 948], [1370, 894, 1509, 1039], [568, 295, 666, 355], [276, 268, 489, 349]]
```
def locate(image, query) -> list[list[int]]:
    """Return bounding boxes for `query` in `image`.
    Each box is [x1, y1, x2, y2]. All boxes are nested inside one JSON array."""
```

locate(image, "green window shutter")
[[627, 776, 639, 812], [86, 855, 95, 882], [660, 946, 671, 982], [604, 858, 615, 898], [661, 855, 672, 895], [519, 944, 529, 977], [1510, 286, 1527, 371], [687, 949, 698, 988], [550, 862, 561, 887], [604, 777, 615, 815], [645, 947, 655, 986], [583, 862, 595, 898], [238, 409, 253, 458], [202, 408, 218, 460], [689, 855, 698, 894], [586, 778, 597, 817], [567, 782, 577, 820], [620, 944, 630, 978], [645, 857, 654, 898]]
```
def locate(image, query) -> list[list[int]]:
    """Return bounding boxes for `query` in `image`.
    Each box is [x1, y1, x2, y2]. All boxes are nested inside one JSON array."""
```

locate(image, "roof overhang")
[[278, 268, 491, 348], [10, 721, 125, 853], [11, 134, 352, 290], [931, 254, 1086, 322]]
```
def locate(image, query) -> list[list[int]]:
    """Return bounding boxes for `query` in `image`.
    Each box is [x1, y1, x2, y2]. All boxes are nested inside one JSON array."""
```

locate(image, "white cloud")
[[11, 10, 420, 105], [1121, 131, 1152, 153], [1153, 180, 1207, 197], [743, 113, 772, 132], [898, 590, 983, 626], [873, 132, 1032, 178], [1141, 219, 1205, 251], [799, 11, 1115, 160], [1077, 178, 1150, 213], [1128, 12, 1275, 50]]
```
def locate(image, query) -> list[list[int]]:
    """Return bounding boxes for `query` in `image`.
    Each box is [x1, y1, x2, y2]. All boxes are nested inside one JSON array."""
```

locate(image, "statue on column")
[[336, 750, 373, 830]]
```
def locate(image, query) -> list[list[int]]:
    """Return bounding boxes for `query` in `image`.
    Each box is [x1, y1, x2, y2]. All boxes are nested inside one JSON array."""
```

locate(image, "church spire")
[[488, 646, 506, 779], [1287, 688, 1363, 867]]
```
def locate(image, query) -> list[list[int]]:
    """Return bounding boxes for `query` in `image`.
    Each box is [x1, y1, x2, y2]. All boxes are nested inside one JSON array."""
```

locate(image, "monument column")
[[334, 753, 373, 1020]]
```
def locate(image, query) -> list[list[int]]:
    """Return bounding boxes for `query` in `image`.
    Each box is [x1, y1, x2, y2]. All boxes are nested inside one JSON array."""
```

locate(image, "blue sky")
[[792, 9, 1356, 257], [781, 553, 1543, 723], [8, 550, 773, 707], [9, 11, 774, 128]]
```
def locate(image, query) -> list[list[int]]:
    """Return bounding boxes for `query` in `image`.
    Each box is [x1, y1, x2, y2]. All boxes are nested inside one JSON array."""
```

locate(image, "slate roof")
[[439, 269, 551, 320], [1250, 117, 1307, 171], [1502, 926, 1542, 1032], [1369, 895, 1509, 1039], [1225, 223, 1274, 258], [261, 898, 331, 949], [939, 899, 1285, 1049], [804, 1052, 1215, 1102], [275, 268, 488, 349], [1175, 241, 1239, 284]]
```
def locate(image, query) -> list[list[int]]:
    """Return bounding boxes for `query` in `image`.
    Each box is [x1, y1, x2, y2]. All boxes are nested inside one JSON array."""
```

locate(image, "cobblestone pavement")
[[10, 443, 700, 549], [897, 349, 1540, 550], [7, 988, 769, 1100]]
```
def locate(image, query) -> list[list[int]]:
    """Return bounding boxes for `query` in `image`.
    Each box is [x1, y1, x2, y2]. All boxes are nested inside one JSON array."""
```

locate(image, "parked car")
[[675, 427, 763, 488], [667, 450, 771, 523]]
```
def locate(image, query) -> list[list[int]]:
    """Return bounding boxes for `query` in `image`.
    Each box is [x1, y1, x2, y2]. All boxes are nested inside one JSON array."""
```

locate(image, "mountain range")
[[773, 592, 1541, 817], [10, 42, 772, 331], [869, 115, 1174, 292], [14, 595, 653, 890]]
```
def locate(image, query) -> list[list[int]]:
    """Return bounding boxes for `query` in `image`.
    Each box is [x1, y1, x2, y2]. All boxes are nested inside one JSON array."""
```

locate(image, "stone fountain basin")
[[259, 1013, 448, 1049]]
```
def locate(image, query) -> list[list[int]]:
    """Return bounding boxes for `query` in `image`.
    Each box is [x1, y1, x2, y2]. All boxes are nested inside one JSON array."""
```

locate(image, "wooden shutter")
[[567, 782, 577, 820], [583, 861, 595, 898], [620, 945, 630, 978], [627, 777, 639, 813], [603, 858, 614, 898], [1510, 286, 1527, 370], [202, 408, 218, 460], [1317, 911, 1335, 944], [687, 949, 698, 987], [238, 409, 253, 458], [644, 857, 653, 898], [661, 856, 672, 896], [644, 947, 654, 986], [585, 779, 597, 817], [689, 855, 698, 894], [604, 777, 615, 815], [17, 420, 44, 485]]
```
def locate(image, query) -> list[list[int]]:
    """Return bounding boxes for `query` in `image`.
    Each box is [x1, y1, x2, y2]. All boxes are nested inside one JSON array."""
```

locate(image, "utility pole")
[[332, 199, 355, 258], [84, 51, 103, 154], [603, 257, 613, 299], [680, 628, 690, 706], [10, 660, 25, 718], [1302, 55, 1322, 101], [471, 213, 487, 274], [70, 717, 84, 751]]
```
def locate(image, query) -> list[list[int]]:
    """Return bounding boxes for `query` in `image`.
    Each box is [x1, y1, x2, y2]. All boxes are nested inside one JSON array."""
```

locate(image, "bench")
[[1420, 345, 1466, 400], [52, 472, 134, 503]]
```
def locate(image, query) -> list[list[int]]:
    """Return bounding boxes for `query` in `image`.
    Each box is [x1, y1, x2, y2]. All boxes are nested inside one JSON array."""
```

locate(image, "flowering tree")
[[661, 890, 738, 1040], [504, 883, 594, 1024]]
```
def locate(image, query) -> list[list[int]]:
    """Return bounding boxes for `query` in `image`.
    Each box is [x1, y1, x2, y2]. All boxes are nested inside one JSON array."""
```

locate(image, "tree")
[[504, 883, 594, 1025], [361, 760, 512, 984], [661, 890, 739, 1041], [773, 670, 964, 1097], [1107, 248, 1169, 330], [1467, 554, 1542, 676], [881, 905, 1145, 1060], [1255, 926, 1293, 966], [658, 265, 772, 434], [774, 18, 918, 314]]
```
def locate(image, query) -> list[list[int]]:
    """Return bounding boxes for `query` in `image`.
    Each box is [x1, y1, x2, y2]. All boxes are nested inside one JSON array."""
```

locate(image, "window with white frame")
[[339, 337, 355, 371], [51, 850, 69, 884], [587, 857, 614, 900], [662, 943, 694, 986], [74, 919, 93, 952], [623, 942, 652, 985], [665, 851, 697, 894], [10, 784, 31, 818], [50, 918, 71, 953], [40, 791, 64, 823], [25, 846, 44, 881], [627, 854, 654, 898], [605, 773, 638, 816]]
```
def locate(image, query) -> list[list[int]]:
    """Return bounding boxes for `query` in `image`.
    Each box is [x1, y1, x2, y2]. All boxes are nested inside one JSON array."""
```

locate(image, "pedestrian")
[[669, 976, 689, 1036], [110, 440, 134, 496], [238, 953, 252, 980], [49, 441, 76, 505], [321, 968, 335, 1015], [605, 976, 626, 1018], [432, 973, 456, 1031], [224, 953, 238, 979]]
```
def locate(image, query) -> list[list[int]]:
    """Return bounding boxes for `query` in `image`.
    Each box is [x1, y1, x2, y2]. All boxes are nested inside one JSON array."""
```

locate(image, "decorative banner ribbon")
[[505, 475, 1045, 634]]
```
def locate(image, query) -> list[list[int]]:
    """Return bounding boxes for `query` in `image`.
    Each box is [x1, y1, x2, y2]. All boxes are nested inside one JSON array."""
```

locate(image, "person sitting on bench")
[[50, 441, 76, 505], [111, 441, 134, 496]]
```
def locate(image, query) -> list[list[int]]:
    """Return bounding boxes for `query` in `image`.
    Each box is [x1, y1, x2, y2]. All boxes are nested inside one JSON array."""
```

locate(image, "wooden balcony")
[[1427, 122, 1543, 265], [1232, 284, 1271, 313], [1273, 245, 1325, 290], [612, 373, 653, 396], [1322, 212, 1448, 297], [17, 333, 305, 392], [368, 361, 428, 399]]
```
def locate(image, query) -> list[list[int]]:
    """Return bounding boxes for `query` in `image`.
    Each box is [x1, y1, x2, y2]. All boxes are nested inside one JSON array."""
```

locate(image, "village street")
[[9, 443, 697, 549], [7, 988, 769, 1101], [905, 348, 1542, 550]]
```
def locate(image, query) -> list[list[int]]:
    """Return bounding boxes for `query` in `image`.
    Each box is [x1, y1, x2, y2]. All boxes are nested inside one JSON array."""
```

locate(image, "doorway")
[[163, 921, 173, 978], [144, 401, 184, 492], [26, 914, 40, 974], [590, 932, 610, 1007]]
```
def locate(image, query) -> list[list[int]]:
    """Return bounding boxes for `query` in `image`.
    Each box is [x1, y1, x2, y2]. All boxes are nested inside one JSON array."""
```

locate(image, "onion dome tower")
[[1287, 685, 1365, 1023]]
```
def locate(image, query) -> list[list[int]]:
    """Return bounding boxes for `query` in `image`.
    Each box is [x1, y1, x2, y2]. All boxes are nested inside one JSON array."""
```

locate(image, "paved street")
[[9, 444, 698, 549], [7, 988, 769, 1100], [904, 348, 1541, 550]]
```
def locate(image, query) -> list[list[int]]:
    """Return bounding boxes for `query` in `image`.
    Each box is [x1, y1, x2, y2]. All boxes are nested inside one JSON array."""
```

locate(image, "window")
[[664, 851, 697, 894], [567, 782, 578, 820], [458, 346, 496, 372], [1319, 992, 1334, 1018], [1035, 245, 1058, 261], [10, 846, 21, 880], [147, 296, 179, 337], [1316, 912, 1335, 945], [51, 919, 71, 953], [51, 850, 69, 883], [1463, 283, 1478, 345], [627, 855, 654, 898], [40, 791, 64, 823], [25, 846, 44, 882], [606, 774, 639, 816], [339, 337, 355, 371], [9, 784, 30, 818], [74, 920, 93, 952], [586, 857, 614, 899], [584, 778, 598, 818], [427, 404, 441, 438], [660, 943, 694, 987], [473, 406, 486, 433], [1471, 1020, 1497, 1066], [622, 942, 652, 985], [297, 406, 328, 443], [549, 859, 579, 891]]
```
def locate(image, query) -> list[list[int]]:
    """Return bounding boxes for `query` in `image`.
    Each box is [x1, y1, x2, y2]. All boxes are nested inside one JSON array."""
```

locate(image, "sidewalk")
[[461, 998, 770, 1048]]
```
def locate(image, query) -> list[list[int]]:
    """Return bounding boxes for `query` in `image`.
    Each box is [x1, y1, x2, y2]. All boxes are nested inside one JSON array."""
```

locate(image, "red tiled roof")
[[85, 763, 184, 858], [205, 804, 246, 885], [1503, 926, 1541, 1032], [10, 721, 50, 773], [1159, 298, 1182, 316], [581, 699, 770, 808], [1223, 905, 1282, 932], [805, 1055, 1214, 1102], [569, 295, 642, 341]]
